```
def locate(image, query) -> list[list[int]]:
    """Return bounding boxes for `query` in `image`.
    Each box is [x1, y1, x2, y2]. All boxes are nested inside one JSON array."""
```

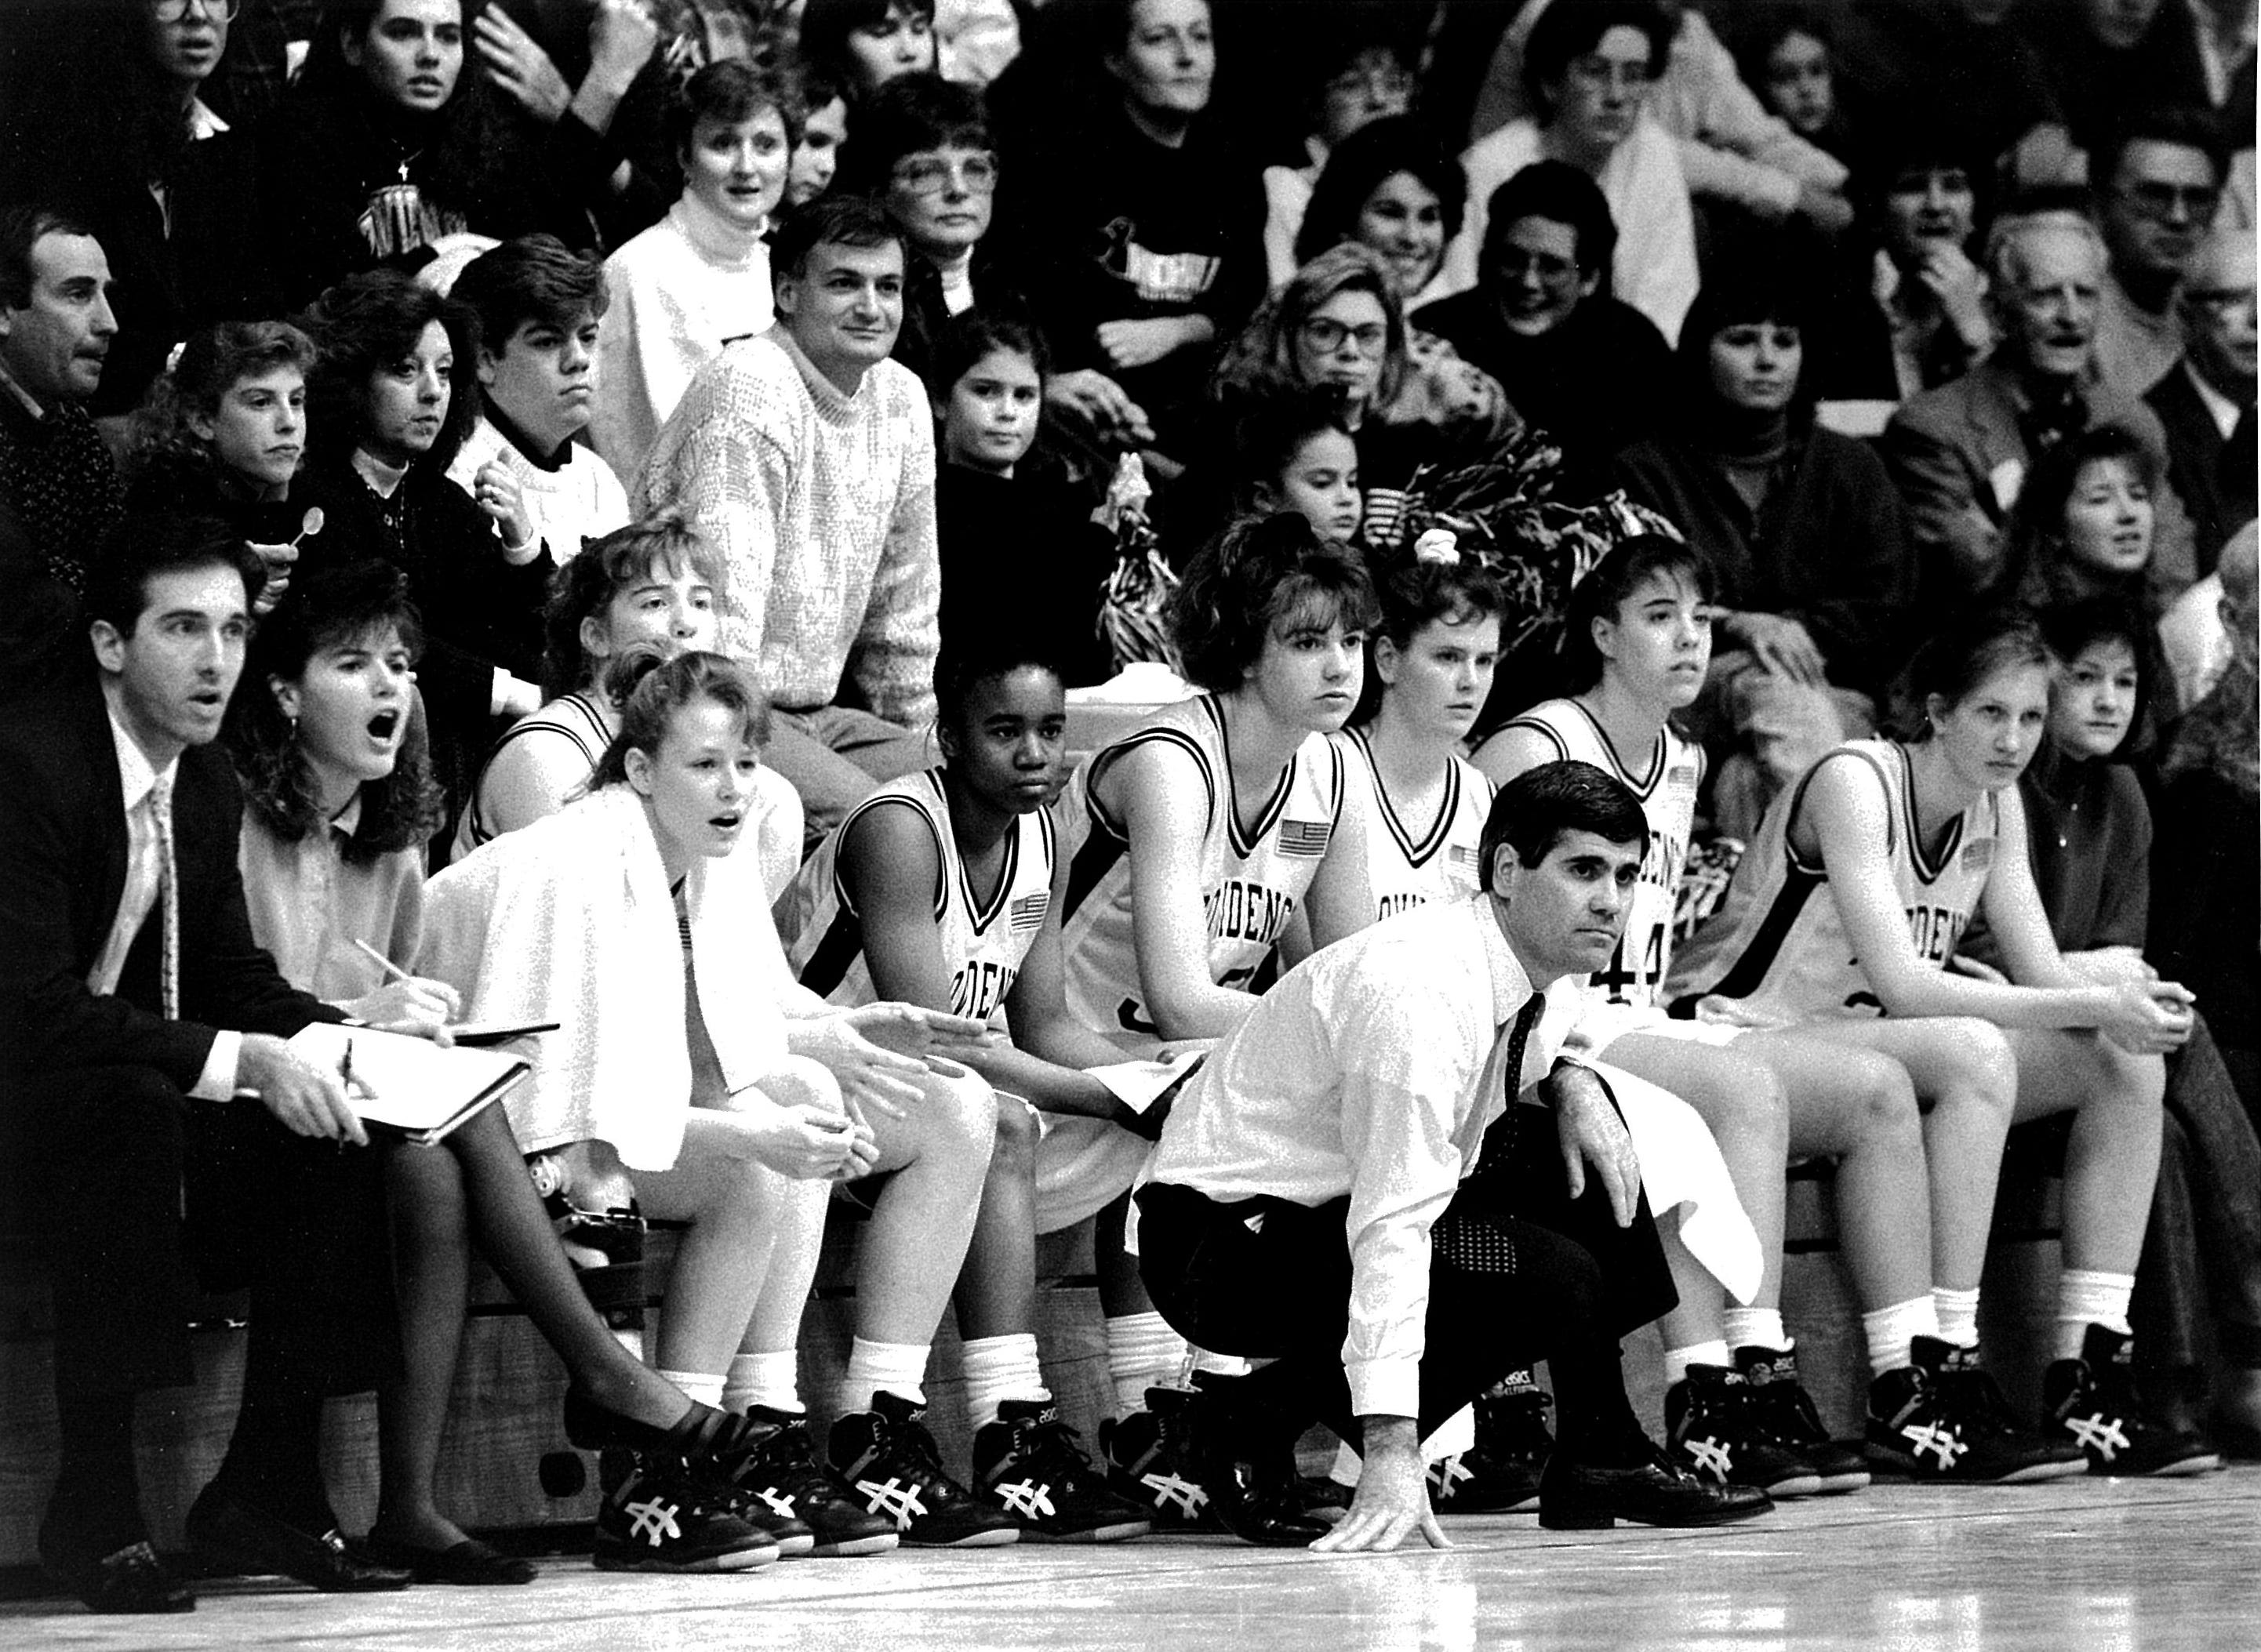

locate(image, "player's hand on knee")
[[1312, 1422, 1449, 1554], [1552, 1068, 1640, 1226]]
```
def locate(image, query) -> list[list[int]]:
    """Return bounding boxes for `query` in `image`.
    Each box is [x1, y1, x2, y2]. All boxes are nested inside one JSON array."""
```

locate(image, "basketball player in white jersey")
[[452, 514, 802, 898], [778, 641, 1158, 1542], [1669, 610, 2208, 1477], [1052, 512, 1378, 1542]]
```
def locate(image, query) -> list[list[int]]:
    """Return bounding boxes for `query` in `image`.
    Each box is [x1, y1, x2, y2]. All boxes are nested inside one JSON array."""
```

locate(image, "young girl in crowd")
[[591, 59, 798, 481], [294, 267, 550, 830], [423, 648, 999, 1554], [450, 514, 802, 897], [1479, 536, 2023, 1493], [1613, 269, 1912, 841], [932, 312, 1116, 687], [225, 565, 788, 1576], [779, 638, 1160, 1542], [129, 321, 321, 614], [1669, 610, 2213, 1478], [1234, 392, 1363, 551], [1047, 510, 1376, 1543]]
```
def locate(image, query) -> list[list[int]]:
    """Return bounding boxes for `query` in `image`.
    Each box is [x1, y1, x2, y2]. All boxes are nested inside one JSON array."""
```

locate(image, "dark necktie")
[[1431, 993, 1547, 1273]]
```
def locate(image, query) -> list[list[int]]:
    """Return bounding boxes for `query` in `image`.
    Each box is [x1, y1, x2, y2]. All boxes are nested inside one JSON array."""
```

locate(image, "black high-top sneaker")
[[1735, 1345, 1870, 1493], [827, 1392, 1019, 1548], [972, 1399, 1153, 1541], [1866, 1337, 2086, 1483], [2043, 1324, 2223, 1477], [1665, 1363, 1823, 1498], [714, 1407, 899, 1556], [592, 1456, 781, 1573], [1099, 1388, 1223, 1534], [1429, 1374, 1552, 1513], [1169, 1375, 1333, 1548]]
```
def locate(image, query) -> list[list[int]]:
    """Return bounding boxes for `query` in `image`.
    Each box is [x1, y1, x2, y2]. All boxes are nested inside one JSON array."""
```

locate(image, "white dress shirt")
[[99, 702, 239, 1098], [1148, 895, 1584, 1420]]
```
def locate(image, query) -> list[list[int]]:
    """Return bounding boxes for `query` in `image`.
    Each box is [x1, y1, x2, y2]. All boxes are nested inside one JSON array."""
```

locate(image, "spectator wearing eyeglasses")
[[1445, 0, 1698, 347], [1258, 29, 1416, 296], [1415, 162, 1672, 499], [589, 59, 797, 483], [832, 73, 1010, 398], [2150, 229, 2257, 577], [2093, 109, 2231, 401]]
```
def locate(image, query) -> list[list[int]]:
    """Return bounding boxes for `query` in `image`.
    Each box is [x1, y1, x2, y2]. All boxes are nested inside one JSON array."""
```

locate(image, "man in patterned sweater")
[[634, 194, 940, 845]]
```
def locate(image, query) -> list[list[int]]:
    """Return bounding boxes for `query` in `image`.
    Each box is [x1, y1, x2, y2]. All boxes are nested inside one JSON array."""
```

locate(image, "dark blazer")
[[2147, 362, 2256, 578], [0, 677, 333, 1095]]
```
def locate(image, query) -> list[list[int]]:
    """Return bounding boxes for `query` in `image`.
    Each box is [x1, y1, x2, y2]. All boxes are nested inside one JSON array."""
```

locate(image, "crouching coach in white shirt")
[[1138, 760, 1771, 1552]]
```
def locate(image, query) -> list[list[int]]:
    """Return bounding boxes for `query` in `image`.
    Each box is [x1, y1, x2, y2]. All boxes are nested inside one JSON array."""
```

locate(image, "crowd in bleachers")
[[2, 0, 2257, 1611]]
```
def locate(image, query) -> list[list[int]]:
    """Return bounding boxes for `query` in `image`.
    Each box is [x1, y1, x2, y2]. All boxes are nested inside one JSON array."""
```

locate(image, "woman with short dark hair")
[[591, 57, 799, 479], [293, 267, 552, 839]]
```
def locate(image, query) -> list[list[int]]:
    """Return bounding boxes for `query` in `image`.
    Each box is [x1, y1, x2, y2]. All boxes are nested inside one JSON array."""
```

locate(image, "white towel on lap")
[[1592, 1060, 1764, 1307], [418, 786, 804, 1171]]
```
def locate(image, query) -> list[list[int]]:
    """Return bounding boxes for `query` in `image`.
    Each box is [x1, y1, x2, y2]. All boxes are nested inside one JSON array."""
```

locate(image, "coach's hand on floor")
[[1311, 1418, 1449, 1554]]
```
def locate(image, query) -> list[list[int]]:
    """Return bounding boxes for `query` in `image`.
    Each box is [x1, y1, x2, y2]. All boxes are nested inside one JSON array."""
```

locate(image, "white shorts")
[[1032, 1109, 1153, 1236], [1575, 999, 1747, 1056]]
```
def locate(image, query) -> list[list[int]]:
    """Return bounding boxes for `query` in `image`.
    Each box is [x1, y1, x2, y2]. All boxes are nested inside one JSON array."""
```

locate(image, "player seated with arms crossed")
[[1477, 536, 2016, 1490], [780, 637, 1168, 1542], [1049, 511, 1376, 1539], [1668, 610, 2210, 1477], [1138, 761, 1768, 1551]]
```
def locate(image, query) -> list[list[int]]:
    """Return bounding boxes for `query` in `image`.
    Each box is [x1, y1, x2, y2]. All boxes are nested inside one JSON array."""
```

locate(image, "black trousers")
[[1137, 1110, 1675, 1450], [26, 1063, 400, 1401]]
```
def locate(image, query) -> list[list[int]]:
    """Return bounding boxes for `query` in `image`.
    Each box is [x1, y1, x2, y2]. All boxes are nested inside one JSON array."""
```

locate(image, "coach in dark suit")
[[2147, 230, 2257, 576], [0, 521, 408, 1612]]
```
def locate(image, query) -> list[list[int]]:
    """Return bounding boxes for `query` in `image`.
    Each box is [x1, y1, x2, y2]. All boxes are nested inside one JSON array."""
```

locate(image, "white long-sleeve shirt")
[[1147, 895, 1583, 1420]]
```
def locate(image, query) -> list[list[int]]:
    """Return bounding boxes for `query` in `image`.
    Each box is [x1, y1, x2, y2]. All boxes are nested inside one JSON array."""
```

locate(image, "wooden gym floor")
[[6, 1467, 2259, 1651]]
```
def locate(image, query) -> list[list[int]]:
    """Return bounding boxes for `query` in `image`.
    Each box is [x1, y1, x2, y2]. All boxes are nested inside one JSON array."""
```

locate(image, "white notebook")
[[285, 1022, 531, 1146]]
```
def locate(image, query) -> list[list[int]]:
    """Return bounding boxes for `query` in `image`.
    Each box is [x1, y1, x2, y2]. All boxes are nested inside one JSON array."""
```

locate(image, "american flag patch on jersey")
[[1009, 891, 1051, 932], [1667, 763, 1699, 790], [1449, 844, 1478, 872], [1278, 819, 1333, 857]]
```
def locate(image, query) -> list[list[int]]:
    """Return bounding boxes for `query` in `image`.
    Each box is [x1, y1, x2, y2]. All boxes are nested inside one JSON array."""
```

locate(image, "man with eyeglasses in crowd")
[[633, 192, 940, 847], [2150, 227, 2257, 579], [832, 73, 1013, 400], [2092, 107, 2232, 401]]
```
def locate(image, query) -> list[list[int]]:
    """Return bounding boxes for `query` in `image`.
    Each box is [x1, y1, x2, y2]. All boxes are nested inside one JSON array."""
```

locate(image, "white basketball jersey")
[[780, 768, 1056, 1023], [1504, 699, 1703, 1012], [1667, 739, 2001, 1026], [1327, 726, 1493, 924], [1058, 695, 1345, 1040]]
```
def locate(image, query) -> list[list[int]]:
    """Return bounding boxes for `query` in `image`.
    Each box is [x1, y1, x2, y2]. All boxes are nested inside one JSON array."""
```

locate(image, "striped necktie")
[[149, 774, 179, 1022]]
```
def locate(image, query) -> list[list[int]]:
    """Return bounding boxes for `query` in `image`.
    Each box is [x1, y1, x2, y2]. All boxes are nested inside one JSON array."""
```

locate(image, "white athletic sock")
[[656, 1367, 725, 1408], [1104, 1312, 1187, 1414], [1191, 1349, 1252, 1378], [962, 1333, 1050, 1430], [841, 1338, 929, 1413], [1663, 1339, 1731, 1386], [1723, 1309, 1789, 1355], [1863, 1296, 1942, 1377], [1932, 1285, 1982, 1349], [2056, 1269, 2136, 1360], [723, 1349, 802, 1416]]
